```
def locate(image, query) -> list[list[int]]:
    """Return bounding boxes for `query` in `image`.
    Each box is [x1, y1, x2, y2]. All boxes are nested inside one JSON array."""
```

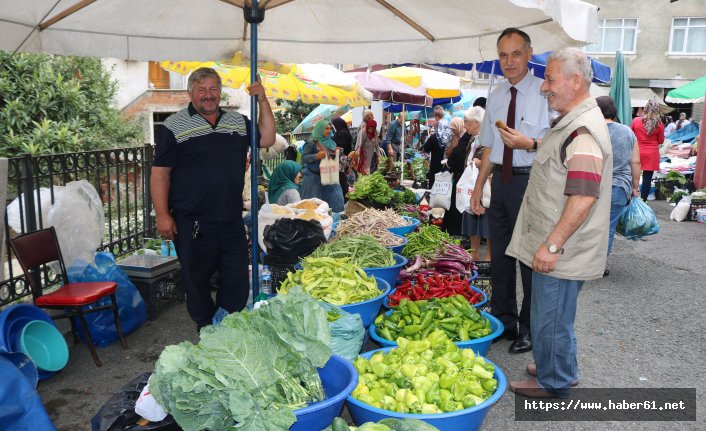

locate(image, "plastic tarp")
[[0, 354, 55, 431]]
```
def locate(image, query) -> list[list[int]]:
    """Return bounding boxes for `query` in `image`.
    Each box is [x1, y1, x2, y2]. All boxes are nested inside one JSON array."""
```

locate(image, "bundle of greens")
[[149, 288, 332, 431], [310, 235, 396, 268], [348, 172, 394, 204], [391, 189, 418, 206], [665, 170, 687, 185]]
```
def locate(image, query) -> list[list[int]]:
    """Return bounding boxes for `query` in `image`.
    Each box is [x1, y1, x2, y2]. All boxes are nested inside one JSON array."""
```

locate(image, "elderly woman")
[[300, 120, 344, 212], [459, 107, 490, 261], [355, 118, 379, 175], [268, 160, 302, 206], [630, 100, 664, 201]]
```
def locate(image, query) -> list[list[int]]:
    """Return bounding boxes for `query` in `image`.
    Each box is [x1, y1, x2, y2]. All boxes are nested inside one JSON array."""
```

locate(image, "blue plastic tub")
[[291, 354, 358, 431], [363, 254, 408, 289], [369, 311, 502, 356], [346, 348, 506, 431], [0, 350, 38, 388], [383, 281, 486, 310], [20, 320, 69, 372], [386, 234, 408, 255], [339, 277, 391, 328], [0, 304, 59, 380], [387, 216, 420, 237]]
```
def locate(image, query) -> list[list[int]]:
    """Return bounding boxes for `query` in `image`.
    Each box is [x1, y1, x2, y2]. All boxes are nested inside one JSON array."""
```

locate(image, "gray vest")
[[506, 98, 613, 281]]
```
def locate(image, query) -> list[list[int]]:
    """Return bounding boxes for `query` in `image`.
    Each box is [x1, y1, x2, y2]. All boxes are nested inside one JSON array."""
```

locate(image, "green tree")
[[273, 98, 317, 134], [0, 51, 144, 157]]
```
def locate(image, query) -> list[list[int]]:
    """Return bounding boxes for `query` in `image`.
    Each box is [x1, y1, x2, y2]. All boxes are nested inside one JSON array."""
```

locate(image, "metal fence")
[[1, 145, 153, 308]]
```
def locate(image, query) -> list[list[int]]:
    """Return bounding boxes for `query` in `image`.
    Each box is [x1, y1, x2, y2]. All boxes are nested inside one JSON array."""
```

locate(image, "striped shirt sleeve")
[[563, 134, 603, 197]]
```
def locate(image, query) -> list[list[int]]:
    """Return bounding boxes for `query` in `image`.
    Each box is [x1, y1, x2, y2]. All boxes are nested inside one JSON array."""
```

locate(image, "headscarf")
[[331, 117, 348, 134], [311, 120, 336, 150], [366, 119, 377, 139], [268, 160, 301, 204], [640, 100, 661, 136]]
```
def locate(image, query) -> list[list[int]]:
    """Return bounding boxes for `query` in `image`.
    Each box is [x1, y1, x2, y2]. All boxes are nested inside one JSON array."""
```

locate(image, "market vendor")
[[268, 160, 302, 206], [300, 119, 344, 212]]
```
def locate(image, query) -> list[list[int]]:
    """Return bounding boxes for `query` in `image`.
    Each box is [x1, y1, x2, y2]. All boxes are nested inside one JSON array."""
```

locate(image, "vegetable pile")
[[349, 172, 394, 204], [375, 297, 492, 342], [388, 274, 485, 306], [325, 417, 440, 431], [401, 225, 458, 260], [352, 332, 498, 414], [279, 257, 381, 305], [311, 235, 395, 268], [149, 288, 331, 431], [390, 189, 418, 206], [336, 208, 409, 247], [401, 226, 476, 278]]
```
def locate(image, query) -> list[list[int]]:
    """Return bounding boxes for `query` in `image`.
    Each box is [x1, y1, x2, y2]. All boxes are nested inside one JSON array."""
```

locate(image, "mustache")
[[540, 90, 554, 98]]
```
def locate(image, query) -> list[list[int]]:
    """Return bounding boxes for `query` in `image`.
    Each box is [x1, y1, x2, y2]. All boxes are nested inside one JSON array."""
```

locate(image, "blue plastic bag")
[[67, 252, 147, 347], [319, 302, 365, 362], [616, 198, 660, 240]]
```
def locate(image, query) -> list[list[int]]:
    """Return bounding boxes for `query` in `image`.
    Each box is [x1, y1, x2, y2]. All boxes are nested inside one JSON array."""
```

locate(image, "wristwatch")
[[545, 241, 563, 254], [527, 138, 538, 153]]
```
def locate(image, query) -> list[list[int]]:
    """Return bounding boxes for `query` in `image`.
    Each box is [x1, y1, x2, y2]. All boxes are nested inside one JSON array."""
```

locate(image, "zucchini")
[[379, 418, 441, 431], [332, 417, 351, 431]]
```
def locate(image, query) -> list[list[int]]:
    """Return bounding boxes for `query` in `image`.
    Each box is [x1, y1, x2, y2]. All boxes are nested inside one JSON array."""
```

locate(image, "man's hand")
[[157, 213, 178, 241], [498, 127, 531, 150], [246, 75, 266, 98], [532, 243, 560, 273], [632, 187, 639, 198], [316, 151, 327, 160]]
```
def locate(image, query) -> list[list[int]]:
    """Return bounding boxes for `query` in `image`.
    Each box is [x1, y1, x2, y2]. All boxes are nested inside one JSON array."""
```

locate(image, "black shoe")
[[509, 334, 532, 354], [492, 326, 519, 344], [603, 269, 609, 277]]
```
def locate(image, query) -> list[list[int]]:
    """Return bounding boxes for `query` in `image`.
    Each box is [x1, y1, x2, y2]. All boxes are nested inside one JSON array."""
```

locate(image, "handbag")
[[430, 171, 453, 210], [455, 161, 478, 213], [320, 149, 340, 186]]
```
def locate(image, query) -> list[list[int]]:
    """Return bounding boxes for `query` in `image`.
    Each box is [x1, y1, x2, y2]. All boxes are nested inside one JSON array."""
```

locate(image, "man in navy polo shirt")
[[151, 67, 275, 331]]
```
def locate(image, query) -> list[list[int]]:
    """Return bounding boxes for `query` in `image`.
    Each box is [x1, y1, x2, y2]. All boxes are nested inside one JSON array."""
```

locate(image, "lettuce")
[[149, 288, 332, 431]]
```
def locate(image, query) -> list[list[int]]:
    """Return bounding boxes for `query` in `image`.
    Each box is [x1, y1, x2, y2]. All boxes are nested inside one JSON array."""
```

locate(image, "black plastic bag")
[[91, 372, 180, 431], [263, 218, 326, 262]]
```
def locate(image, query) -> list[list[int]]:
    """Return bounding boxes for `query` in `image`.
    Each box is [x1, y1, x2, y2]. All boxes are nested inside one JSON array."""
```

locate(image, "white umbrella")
[[1, 0, 598, 64], [0, 0, 599, 295]]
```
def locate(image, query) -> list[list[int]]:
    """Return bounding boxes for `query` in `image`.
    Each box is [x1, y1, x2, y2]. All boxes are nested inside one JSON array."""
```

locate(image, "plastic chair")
[[9, 226, 127, 367]]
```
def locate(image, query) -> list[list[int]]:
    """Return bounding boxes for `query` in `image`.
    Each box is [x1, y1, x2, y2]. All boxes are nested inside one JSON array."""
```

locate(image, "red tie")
[[502, 86, 517, 183]]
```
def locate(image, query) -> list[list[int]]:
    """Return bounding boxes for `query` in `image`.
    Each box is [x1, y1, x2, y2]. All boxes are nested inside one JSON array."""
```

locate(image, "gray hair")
[[547, 48, 593, 89], [363, 109, 374, 121], [464, 106, 485, 124], [188, 67, 222, 92]]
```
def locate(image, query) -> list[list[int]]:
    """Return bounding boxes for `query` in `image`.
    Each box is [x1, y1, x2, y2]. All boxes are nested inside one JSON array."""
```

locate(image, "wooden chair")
[[10, 226, 127, 367]]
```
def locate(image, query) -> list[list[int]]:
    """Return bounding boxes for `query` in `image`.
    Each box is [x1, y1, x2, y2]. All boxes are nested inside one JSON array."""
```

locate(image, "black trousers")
[[488, 171, 533, 336], [173, 214, 249, 330]]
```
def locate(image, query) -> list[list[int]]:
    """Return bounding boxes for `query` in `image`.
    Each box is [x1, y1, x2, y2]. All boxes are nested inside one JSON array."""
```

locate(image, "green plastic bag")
[[320, 303, 365, 362]]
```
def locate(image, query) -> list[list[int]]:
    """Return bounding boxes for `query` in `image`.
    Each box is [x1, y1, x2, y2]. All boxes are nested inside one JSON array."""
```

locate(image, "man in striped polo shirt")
[[506, 48, 612, 398], [151, 68, 275, 332]]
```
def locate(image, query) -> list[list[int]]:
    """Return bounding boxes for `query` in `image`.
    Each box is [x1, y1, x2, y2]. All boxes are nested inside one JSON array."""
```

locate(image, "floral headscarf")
[[640, 100, 661, 136]]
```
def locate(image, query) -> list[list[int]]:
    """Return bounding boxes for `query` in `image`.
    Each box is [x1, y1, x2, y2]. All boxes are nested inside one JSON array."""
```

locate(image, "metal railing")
[[1, 145, 153, 307]]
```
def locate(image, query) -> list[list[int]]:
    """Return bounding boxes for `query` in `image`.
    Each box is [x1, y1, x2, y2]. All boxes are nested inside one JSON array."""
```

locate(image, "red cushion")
[[35, 282, 117, 307]]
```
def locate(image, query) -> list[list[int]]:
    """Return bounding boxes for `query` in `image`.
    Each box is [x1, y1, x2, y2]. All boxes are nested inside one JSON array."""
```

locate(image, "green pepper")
[[458, 327, 469, 341], [451, 381, 467, 401], [439, 317, 463, 325], [403, 315, 413, 325], [439, 374, 454, 390], [370, 387, 386, 403], [371, 361, 388, 378], [403, 324, 424, 336], [407, 300, 421, 316], [380, 326, 394, 341], [411, 314, 421, 325], [439, 389, 454, 403], [384, 382, 399, 397], [426, 381, 441, 404], [481, 378, 497, 392], [374, 314, 385, 326]]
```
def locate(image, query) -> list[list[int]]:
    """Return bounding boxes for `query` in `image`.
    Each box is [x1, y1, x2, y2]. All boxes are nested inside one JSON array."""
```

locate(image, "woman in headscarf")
[[355, 118, 379, 175], [630, 100, 664, 201], [355, 109, 376, 170], [300, 119, 344, 212], [268, 160, 302, 206], [442, 117, 470, 236], [332, 117, 352, 155]]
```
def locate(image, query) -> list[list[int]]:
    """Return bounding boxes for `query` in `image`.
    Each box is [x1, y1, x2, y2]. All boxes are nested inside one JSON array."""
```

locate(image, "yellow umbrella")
[[160, 60, 371, 107], [374, 66, 460, 99]]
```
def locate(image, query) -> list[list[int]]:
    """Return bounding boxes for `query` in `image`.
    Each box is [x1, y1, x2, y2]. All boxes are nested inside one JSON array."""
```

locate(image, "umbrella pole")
[[400, 104, 406, 182], [245, 0, 265, 302]]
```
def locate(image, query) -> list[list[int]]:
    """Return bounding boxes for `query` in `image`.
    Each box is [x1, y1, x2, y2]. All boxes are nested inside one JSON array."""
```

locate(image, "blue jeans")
[[608, 185, 629, 255], [531, 272, 584, 398]]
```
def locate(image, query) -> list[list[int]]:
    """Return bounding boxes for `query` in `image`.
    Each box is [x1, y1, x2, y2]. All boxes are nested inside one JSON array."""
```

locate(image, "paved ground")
[[35, 200, 705, 431]]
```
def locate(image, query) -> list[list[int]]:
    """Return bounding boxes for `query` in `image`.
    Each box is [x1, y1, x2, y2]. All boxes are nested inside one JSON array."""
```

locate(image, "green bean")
[[311, 235, 395, 267]]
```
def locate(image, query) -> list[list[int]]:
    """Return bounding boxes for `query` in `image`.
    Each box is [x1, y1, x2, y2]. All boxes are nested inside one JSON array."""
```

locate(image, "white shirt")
[[478, 72, 550, 166]]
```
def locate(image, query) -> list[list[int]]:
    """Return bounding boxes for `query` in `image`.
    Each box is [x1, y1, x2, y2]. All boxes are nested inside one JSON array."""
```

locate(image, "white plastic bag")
[[455, 162, 478, 213], [481, 173, 492, 209], [135, 383, 168, 422], [430, 171, 453, 210], [259, 133, 288, 160], [669, 195, 691, 222], [320, 149, 340, 186]]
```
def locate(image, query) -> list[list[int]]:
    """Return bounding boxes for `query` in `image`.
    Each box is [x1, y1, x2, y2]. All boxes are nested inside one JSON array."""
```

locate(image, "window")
[[670, 17, 706, 54], [585, 18, 638, 54]]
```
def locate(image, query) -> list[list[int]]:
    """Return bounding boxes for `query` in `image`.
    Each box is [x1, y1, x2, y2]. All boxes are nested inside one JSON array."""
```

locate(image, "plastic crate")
[[263, 255, 298, 291], [689, 198, 706, 221], [473, 260, 492, 313], [654, 178, 681, 201]]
